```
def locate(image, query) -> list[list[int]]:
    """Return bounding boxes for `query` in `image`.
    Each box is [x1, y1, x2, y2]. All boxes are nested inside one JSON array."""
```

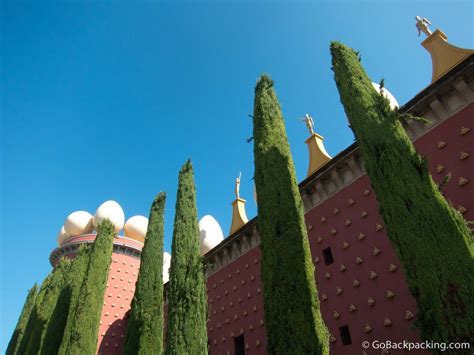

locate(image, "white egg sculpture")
[[93, 200, 125, 233], [163, 252, 171, 283], [372, 82, 399, 110], [124, 215, 149, 243], [64, 211, 93, 237], [198, 215, 224, 255], [57, 226, 69, 246]]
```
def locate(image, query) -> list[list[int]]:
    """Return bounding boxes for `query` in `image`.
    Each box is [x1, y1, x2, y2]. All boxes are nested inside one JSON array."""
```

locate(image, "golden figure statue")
[[235, 172, 241, 199], [416, 16, 432, 37]]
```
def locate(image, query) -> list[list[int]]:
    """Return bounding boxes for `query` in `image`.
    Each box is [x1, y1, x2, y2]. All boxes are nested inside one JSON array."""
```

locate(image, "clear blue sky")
[[1, 0, 472, 351]]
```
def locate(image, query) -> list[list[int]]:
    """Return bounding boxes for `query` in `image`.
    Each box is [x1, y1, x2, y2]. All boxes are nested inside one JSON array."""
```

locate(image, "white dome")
[[198, 215, 224, 255], [64, 211, 93, 237], [372, 82, 399, 110], [124, 215, 148, 243], [93, 200, 125, 233], [163, 252, 171, 283], [57, 226, 69, 246]]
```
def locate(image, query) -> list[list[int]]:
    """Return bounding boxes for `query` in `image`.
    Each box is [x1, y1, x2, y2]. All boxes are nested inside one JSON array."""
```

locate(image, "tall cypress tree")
[[18, 259, 71, 355], [6, 284, 38, 355], [17, 275, 52, 355], [124, 192, 166, 355], [165, 160, 207, 355], [62, 220, 115, 355], [252, 74, 329, 354], [330, 42, 474, 347], [57, 245, 91, 355]]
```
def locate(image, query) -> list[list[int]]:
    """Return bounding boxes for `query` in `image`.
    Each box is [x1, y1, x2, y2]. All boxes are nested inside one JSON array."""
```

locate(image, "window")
[[339, 325, 352, 346], [234, 334, 245, 355], [322, 247, 334, 265]]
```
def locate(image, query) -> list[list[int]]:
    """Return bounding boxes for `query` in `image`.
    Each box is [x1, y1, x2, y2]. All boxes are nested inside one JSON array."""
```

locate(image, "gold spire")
[[302, 114, 331, 177], [417, 17, 474, 83], [230, 173, 249, 234]]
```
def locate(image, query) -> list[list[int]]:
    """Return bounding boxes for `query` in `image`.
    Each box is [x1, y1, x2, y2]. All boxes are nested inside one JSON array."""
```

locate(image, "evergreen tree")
[[57, 245, 91, 355], [252, 74, 329, 354], [124, 192, 166, 355], [165, 160, 207, 355], [62, 220, 116, 355], [6, 284, 38, 355], [18, 259, 71, 355], [17, 275, 51, 355], [330, 42, 474, 348]]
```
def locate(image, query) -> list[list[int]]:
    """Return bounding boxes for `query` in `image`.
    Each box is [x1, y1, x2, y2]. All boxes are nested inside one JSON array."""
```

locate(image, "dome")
[[64, 211, 93, 237], [93, 200, 125, 233], [124, 215, 149, 243], [198, 215, 224, 255], [163, 252, 171, 283], [372, 82, 399, 110], [57, 226, 69, 246]]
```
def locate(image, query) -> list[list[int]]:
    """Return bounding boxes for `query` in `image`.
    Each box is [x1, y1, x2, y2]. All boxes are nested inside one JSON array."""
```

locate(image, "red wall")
[[97, 254, 141, 354], [205, 103, 473, 354], [206, 247, 266, 354]]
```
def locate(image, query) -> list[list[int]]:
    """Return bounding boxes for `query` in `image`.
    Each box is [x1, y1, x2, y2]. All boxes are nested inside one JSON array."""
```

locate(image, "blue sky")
[[1, 0, 472, 350]]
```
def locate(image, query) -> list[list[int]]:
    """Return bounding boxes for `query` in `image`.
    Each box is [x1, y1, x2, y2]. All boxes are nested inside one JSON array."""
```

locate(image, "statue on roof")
[[301, 114, 315, 135], [235, 172, 241, 199], [416, 16, 432, 37]]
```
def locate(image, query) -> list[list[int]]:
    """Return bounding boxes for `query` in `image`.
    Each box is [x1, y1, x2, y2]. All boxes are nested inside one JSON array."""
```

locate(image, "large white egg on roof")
[[64, 211, 93, 237], [124, 215, 149, 243], [163, 252, 171, 283], [57, 226, 69, 246], [198, 215, 224, 255], [93, 200, 125, 233], [372, 82, 399, 110]]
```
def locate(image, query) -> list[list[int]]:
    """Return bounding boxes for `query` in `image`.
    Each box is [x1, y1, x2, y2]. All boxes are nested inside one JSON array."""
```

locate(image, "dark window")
[[234, 334, 245, 355], [322, 247, 334, 265], [339, 325, 352, 346]]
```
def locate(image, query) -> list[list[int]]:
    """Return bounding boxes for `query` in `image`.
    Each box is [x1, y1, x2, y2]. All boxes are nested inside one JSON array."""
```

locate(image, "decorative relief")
[[405, 310, 415, 320], [460, 126, 471, 135], [459, 177, 469, 186], [437, 141, 447, 149]]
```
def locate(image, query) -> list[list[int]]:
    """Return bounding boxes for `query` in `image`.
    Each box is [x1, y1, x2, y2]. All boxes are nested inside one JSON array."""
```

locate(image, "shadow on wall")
[[98, 317, 127, 355]]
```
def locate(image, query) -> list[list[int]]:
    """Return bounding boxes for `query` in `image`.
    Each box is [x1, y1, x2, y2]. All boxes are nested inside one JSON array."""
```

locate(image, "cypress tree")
[[330, 42, 474, 347], [252, 74, 329, 354], [6, 283, 38, 355], [165, 160, 207, 355], [17, 275, 51, 355], [123, 192, 166, 355], [62, 220, 116, 355], [17, 259, 71, 355], [57, 245, 91, 355]]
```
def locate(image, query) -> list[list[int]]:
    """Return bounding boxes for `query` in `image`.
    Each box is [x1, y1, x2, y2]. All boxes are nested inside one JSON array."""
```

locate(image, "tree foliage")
[[17, 259, 71, 355], [330, 41, 474, 349], [252, 74, 329, 354], [124, 192, 166, 355], [57, 245, 91, 355], [6, 284, 38, 355], [165, 160, 208, 355], [61, 220, 115, 355]]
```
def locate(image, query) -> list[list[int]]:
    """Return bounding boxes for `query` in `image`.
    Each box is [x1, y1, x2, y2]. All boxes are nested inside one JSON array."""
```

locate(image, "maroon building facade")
[[49, 53, 474, 354], [202, 55, 474, 354]]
